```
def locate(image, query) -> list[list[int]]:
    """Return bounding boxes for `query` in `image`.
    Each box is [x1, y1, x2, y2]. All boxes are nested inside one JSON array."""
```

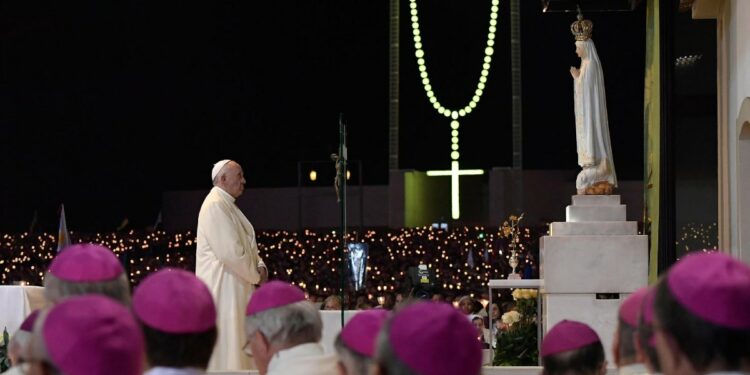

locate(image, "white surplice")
[[196, 187, 265, 371], [266, 343, 339, 375]]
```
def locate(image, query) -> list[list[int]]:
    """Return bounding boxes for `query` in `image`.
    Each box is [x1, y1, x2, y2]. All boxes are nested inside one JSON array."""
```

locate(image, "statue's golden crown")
[[570, 13, 593, 41]]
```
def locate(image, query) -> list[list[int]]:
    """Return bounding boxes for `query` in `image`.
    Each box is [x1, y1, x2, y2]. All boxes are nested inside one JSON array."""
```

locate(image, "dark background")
[[0, 0, 647, 231]]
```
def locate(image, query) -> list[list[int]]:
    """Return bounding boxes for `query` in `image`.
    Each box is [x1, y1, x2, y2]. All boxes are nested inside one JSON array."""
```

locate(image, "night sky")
[[0, 0, 646, 231]]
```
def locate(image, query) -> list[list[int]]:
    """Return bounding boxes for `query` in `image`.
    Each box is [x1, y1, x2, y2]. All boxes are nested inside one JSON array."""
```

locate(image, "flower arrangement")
[[501, 214, 523, 239], [501, 214, 525, 279], [511, 288, 538, 300], [493, 288, 539, 366], [501, 310, 521, 325]]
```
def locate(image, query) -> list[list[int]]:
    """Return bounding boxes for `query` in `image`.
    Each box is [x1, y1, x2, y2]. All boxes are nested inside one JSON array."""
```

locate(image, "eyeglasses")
[[243, 340, 253, 357], [243, 330, 257, 357]]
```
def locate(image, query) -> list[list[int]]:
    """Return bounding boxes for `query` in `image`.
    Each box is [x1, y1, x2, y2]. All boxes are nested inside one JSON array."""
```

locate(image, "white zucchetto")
[[211, 159, 232, 181]]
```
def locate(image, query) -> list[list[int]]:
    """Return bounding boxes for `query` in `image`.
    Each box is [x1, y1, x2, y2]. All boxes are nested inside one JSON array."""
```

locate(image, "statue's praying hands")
[[569, 66, 580, 79]]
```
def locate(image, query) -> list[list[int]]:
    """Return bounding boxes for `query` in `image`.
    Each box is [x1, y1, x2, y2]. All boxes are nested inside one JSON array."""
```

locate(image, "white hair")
[[245, 300, 322, 347], [43, 272, 131, 306]]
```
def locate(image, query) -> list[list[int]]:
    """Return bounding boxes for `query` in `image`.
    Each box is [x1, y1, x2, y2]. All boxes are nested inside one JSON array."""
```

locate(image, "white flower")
[[501, 311, 521, 325], [512, 288, 538, 300]]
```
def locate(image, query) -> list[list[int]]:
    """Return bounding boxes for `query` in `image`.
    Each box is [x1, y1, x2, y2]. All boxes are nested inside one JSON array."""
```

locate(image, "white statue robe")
[[266, 343, 339, 375], [196, 186, 265, 371], [574, 39, 618, 190]]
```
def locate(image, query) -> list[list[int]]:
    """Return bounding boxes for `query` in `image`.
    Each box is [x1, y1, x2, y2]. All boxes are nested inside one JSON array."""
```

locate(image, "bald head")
[[213, 161, 246, 198]]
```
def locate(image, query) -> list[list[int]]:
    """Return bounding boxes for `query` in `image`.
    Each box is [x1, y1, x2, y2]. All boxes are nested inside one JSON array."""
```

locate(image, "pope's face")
[[222, 162, 246, 198]]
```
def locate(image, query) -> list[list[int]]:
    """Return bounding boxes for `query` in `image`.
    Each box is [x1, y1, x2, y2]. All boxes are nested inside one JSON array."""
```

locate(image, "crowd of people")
[[4, 160, 748, 375], [0, 225, 540, 303], [2, 242, 749, 375]]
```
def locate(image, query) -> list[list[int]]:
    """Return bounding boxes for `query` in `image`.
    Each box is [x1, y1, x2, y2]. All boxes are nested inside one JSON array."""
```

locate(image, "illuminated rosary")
[[410, 0, 500, 219]]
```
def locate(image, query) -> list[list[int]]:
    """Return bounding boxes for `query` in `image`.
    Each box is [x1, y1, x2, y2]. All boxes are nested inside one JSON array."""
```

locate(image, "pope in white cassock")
[[196, 159, 268, 371]]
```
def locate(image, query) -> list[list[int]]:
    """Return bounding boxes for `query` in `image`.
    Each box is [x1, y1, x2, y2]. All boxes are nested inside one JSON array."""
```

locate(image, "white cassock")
[[266, 343, 339, 375], [196, 186, 265, 371], [573, 39, 617, 191]]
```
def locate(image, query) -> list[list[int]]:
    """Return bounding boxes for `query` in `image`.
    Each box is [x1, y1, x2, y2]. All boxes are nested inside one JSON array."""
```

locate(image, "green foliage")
[[0, 327, 10, 372], [493, 297, 539, 366]]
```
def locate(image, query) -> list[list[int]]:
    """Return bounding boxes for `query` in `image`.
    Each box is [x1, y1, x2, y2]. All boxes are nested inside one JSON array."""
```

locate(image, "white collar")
[[617, 363, 651, 375], [143, 367, 204, 375], [268, 343, 326, 372], [213, 186, 235, 203]]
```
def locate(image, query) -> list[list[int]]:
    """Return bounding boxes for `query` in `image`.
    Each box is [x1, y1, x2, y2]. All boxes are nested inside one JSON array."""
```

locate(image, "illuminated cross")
[[426, 120, 484, 220], [409, 0, 497, 220], [427, 160, 483, 220]]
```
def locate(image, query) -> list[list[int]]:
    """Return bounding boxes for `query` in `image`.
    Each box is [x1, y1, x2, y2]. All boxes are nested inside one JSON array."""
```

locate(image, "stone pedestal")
[[541, 195, 648, 364]]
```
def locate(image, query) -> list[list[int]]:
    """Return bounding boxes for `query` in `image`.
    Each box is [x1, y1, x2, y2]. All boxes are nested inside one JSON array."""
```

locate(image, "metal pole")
[[297, 161, 303, 232], [511, 0, 523, 169], [389, 0, 400, 170], [359, 160, 364, 234], [488, 287, 494, 364], [339, 115, 347, 327], [537, 291, 542, 366], [658, 0, 676, 272]]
